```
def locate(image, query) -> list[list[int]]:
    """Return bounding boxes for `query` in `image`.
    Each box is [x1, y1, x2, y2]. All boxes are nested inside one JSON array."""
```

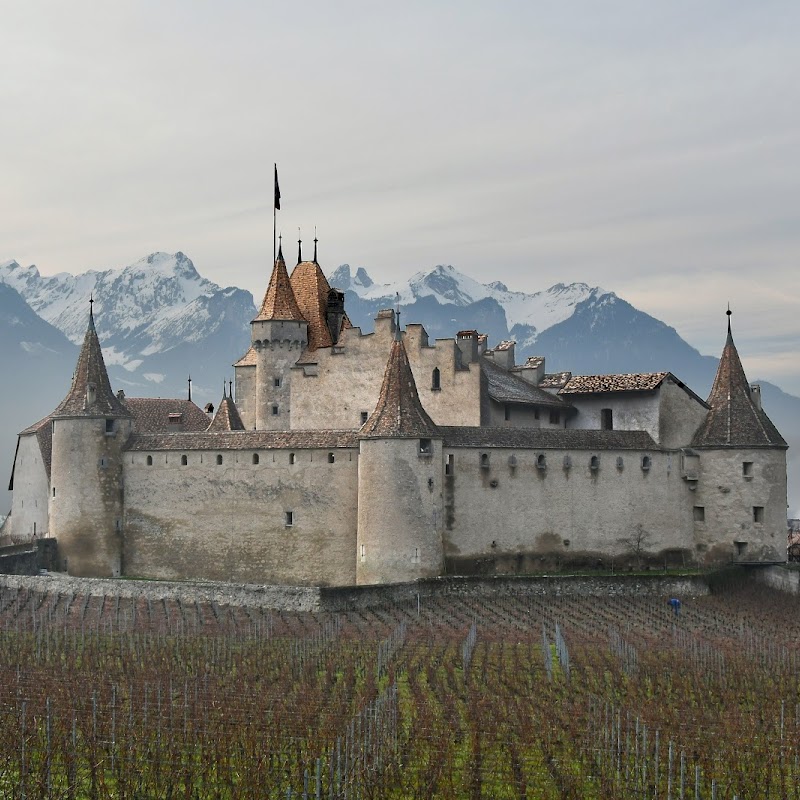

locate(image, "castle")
[[2, 243, 788, 585]]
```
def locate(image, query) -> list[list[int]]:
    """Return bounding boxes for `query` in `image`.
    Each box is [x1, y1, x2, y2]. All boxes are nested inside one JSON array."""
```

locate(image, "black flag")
[[274, 164, 281, 210]]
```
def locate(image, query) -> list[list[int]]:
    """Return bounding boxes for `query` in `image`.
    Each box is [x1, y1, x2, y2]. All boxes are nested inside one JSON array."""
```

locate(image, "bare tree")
[[618, 523, 653, 569]]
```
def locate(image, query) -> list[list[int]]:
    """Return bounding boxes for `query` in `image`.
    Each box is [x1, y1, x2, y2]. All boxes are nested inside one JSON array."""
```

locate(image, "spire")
[[253, 244, 305, 322], [360, 336, 440, 439], [313, 227, 318, 264], [297, 228, 302, 265], [188, 374, 192, 402], [691, 310, 785, 448], [206, 390, 246, 432], [52, 303, 131, 418]]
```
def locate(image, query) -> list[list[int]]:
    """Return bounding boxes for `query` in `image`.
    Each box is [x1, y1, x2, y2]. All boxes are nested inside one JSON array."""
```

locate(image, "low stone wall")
[[0, 539, 58, 576], [0, 571, 710, 613], [320, 573, 710, 612], [751, 565, 800, 595]]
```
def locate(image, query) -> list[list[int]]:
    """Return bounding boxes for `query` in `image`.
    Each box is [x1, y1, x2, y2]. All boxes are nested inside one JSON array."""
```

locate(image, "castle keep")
[[2, 245, 788, 584]]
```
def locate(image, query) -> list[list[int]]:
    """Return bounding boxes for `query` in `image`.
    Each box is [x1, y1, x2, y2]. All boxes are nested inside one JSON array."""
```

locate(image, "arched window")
[[146, 455, 153, 466], [536, 454, 547, 470], [641, 455, 652, 472], [328, 453, 335, 463], [180, 455, 188, 466], [431, 368, 441, 391], [252, 453, 260, 465], [216, 454, 223, 465], [480, 453, 490, 469], [590, 455, 600, 471]]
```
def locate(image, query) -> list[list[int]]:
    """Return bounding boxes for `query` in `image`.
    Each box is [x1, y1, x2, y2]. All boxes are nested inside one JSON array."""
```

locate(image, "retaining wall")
[[751, 565, 800, 595]]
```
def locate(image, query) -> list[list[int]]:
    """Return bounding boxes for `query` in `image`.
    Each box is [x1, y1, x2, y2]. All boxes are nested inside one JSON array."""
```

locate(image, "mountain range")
[[1, 254, 797, 517]]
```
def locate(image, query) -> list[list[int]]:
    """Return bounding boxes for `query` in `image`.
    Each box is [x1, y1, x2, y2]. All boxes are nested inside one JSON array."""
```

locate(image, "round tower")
[[48, 302, 133, 577], [249, 244, 308, 430], [357, 334, 444, 584]]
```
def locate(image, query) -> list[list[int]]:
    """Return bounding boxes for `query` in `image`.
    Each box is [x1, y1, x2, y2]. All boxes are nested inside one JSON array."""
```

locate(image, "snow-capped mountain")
[[0, 253, 256, 398]]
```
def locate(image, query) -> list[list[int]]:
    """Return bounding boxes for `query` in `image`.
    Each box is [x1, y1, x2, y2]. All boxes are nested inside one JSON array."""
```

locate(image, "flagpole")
[[273, 163, 277, 267]]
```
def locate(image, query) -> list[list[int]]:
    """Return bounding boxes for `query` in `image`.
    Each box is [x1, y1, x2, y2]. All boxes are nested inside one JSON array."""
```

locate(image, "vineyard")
[[0, 574, 798, 798]]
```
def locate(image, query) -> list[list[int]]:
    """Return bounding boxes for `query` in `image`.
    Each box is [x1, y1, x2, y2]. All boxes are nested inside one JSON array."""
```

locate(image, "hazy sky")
[[2, 1, 799, 391]]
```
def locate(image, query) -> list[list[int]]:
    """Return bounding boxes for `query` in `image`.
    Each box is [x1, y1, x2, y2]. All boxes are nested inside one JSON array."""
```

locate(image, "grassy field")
[[0, 572, 797, 798]]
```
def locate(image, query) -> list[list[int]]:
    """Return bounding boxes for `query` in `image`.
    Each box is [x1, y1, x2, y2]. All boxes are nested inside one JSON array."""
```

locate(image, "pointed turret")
[[692, 310, 785, 447], [253, 245, 304, 322], [207, 389, 246, 432], [290, 256, 352, 350], [360, 336, 440, 439], [52, 301, 130, 418]]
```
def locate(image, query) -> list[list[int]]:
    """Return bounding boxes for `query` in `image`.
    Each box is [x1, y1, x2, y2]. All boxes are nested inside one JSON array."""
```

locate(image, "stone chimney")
[[374, 309, 396, 341], [492, 340, 516, 370], [750, 383, 762, 410], [513, 356, 545, 385], [456, 330, 479, 363]]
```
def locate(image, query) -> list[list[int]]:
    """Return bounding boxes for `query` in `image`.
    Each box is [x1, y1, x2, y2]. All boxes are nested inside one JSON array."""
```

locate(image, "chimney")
[[456, 330, 478, 363], [513, 356, 545, 385], [85, 382, 97, 408], [374, 309, 396, 341], [750, 383, 762, 410], [492, 340, 516, 370]]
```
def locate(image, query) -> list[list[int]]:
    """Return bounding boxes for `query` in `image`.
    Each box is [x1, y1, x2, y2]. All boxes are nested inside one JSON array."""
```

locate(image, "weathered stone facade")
[[1, 256, 788, 585]]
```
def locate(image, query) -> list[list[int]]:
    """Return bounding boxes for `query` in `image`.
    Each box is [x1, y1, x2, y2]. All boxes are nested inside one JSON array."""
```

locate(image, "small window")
[[550, 409, 561, 425], [146, 455, 153, 466], [693, 506, 705, 522], [753, 506, 764, 523], [504, 404, 511, 421], [272, 405, 279, 416], [52, 487, 56, 497], [616, 456, 624, 470], [480, 453, 490, 469], [419, 439, 432, 455], [216, 454, 223, 465], [445, 454, 454, 476], [181, 455, 188, 466], [563, 455, 572, 470], [274, 377, 282, 388], [534, 409, 540, 420], [734, 541, 748, 557], [252, 453, 260, 465], [360, 411, 369, 425], [641, 455, 652, 472], [431, 368, 441, 391], [360, 544, 366, 562], [289, 453, 296, 464], [105, 418, 115, 433], [536, 454, 546, 470], [412, 547, 420, 563], [328, 452, 335, 463], [285, 511, 294, 527], [601, 409, 613, 431], [743, 462, 753, 478], [590, 455, 600, 471]]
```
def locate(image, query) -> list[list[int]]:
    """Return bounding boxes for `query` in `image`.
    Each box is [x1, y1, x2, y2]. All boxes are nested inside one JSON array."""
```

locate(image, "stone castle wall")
[[5, 434, 49, 541], [123, 446, 359, 586]]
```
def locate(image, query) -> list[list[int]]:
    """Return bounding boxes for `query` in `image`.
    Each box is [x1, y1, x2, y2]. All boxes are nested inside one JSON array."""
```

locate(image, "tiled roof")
[[253, 249, 304, 322], [290, 261, 352, 351], [560, 372, 669, 395], [125, 430, 360, 451], [206, 395, 246, 432], [691, 321, 786, 448], [481, 358, 569, 408], [360, 338, 440, 439], [440, 426, 658, 450], [539, 372, 572, 389], [124, 398, 211, 433], [494, 340, 515, 351], [521, 356, 545, 369], [233, 346, 257, 367], [51, 308, 131, 418]]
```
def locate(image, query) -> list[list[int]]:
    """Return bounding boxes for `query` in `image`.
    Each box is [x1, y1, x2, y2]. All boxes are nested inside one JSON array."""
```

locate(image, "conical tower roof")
[[52, 302, 131, 418], [253, 246, 305, 322], [206, 389, 246, 432], [692, 313, 786, 448], [360, 336, 440, 439], [289, 260, 352, 350]]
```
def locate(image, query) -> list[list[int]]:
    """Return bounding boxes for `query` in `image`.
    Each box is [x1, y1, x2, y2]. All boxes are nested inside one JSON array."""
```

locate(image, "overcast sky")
[[2, 1, 799, 392]]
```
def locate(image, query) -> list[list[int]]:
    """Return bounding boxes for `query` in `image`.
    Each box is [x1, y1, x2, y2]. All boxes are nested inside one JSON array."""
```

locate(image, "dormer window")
[[168, 413, 183, 426]]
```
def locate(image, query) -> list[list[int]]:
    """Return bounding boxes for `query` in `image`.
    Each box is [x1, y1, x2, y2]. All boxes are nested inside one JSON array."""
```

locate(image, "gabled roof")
[[440, 426, 658, 450], [207, 394, 246, 432], [360, 337, 440, 439], [290, 260, 352, 351], [560, 372, 670, 394], [10, 415, 53, 487], [51, 306, 131, 418], [234, 346, 257, 367], [691, 318, 786, 448], [481, 357, 569, 408], [253, 248, 305, 322], [123, 398, 211, 433]]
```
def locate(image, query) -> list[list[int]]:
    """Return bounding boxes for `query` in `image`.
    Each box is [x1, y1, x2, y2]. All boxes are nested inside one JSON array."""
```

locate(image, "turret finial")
[[726, 303, 732, 335], [297, 227, 302, 264], [188, 374, 192, 402], [395, 292, 402, 342], [222, 379, 227, 399], [277, 233, 284, 263], [313, 226, 318, 264], [228, 379, 233, 398], [88, 294, 96, 331]]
